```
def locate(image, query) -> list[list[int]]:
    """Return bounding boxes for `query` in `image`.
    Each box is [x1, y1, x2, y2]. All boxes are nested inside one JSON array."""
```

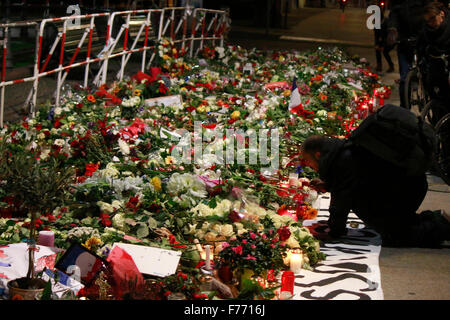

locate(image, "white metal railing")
[[0, 7, 230, 127]]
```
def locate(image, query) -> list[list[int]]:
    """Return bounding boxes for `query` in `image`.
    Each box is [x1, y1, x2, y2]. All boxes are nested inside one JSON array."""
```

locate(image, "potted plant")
[[0, 144, 75, 299]]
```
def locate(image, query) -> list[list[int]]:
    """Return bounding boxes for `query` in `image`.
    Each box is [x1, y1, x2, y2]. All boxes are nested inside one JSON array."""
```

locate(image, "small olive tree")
[[0, 144, 75, 283]]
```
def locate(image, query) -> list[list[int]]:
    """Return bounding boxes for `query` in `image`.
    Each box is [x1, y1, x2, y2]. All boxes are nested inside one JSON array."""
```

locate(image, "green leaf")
[[208, 197, 217, 209], [136, 225, 149, 238], [40, 280, 53, 300]]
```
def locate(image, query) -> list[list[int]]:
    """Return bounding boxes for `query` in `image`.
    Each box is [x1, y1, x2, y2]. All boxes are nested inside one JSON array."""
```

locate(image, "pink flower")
[[221, 242, 230, 249], [232, 245, 243, 255], [242, 240, 247, 244], [262, 233, 267, 240], [250, 233, 257, 240], [251, 244, 256, 249], [245, 254, 257, 260]]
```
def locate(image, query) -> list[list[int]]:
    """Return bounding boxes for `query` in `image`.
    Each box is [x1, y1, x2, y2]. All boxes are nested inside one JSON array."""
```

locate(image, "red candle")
[[280, 271, 295, 295]]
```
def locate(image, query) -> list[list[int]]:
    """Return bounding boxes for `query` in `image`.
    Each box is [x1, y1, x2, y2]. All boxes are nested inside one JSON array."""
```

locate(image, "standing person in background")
[[417, 1, 450, 122], [374, 3, 395, 73], [386, 0, 429, 108]]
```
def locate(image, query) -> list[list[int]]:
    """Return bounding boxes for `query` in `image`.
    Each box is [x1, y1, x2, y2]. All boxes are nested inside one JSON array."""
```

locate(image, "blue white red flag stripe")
[[289, 76, 301, 110]]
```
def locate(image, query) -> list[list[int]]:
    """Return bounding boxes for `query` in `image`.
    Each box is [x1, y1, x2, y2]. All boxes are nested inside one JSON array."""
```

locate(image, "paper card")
[[111, 243, 182, 277], [145, 95, 183, 108]]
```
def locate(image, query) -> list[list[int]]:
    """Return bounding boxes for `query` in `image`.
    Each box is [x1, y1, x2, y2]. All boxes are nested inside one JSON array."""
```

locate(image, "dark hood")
[[318, 138, 347, 182], [424, 14, 450, 51]]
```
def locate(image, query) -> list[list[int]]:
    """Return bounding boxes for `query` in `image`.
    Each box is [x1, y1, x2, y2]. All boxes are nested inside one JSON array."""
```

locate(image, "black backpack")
[[348, 104, 437, 176]]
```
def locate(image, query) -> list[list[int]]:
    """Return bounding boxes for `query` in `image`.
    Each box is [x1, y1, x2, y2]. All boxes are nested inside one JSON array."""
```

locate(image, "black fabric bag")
[[348, 104, 437, 176]]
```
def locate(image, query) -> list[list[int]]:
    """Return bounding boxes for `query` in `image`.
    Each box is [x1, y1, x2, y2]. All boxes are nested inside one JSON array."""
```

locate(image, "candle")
[[38, 231, 55, 247], [288, 173, 299, 187], [280, 271, 295, 296], [194, 239, 202, 251], [289, 250, 303, 274], [205, 245, 211, 270]]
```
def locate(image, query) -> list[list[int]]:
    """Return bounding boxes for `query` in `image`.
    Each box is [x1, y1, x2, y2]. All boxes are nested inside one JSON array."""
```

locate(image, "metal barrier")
[[158, 7, 191, 51], [0, 7, 229, 127], [95, 9, 163, 85], [189, 8, 229, 58], [0, 21, 40, 127]]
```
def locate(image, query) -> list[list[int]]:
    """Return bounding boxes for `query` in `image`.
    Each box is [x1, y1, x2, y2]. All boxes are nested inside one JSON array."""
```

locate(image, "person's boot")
[[376, 64, 382, 72]]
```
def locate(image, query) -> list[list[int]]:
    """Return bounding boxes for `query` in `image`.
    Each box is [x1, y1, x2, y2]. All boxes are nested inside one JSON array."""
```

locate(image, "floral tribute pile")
[[0, 39, 390, 300]]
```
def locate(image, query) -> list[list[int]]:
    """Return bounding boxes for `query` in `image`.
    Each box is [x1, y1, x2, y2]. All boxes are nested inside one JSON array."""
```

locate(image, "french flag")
[[289, 76, 302, 111]]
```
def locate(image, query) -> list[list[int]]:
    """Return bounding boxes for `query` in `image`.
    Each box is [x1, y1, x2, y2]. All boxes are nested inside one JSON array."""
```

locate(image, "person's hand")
[[386, 28, 398, 47], [310, 178, 327, 193], [308, 221, 333, 241]]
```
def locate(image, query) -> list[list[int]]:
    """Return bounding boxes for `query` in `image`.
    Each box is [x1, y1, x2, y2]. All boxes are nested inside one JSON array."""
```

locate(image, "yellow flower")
[[282, 89, 291, 97], [134, 89, 141, 96], [197, 105, 206, 113], [151, 176, 162, 192], [231, 110, 240, 120], [162, 54, 170, 60], [83, 237, 103, 250]]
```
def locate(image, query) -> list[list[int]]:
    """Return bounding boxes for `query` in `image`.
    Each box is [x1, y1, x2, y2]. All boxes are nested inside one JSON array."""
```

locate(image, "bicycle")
[[404, 37, 429, 113], [420, 52, 450, 185]]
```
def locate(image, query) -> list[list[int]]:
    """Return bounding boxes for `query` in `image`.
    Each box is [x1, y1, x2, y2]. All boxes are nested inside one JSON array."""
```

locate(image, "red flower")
[[277, 226, 291, 241], [228, 210, 242, 222], [54, 117, 62, 128], [169, 234, 187, 248], [201, 123, 217, 129], [231, 245, 243, 255], [84, 163, 100, 177], [99, 213, 112, 227], [158, 82, 168, 94]]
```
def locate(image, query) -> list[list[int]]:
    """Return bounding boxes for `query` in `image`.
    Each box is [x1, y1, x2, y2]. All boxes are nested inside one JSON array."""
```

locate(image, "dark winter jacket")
[[388, 0, 428, 50], [417, 14, 450, 91], [317, 138, 428, 238]]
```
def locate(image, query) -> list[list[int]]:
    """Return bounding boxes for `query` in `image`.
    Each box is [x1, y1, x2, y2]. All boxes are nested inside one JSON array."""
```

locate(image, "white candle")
[[194, 239, 203, 254], [205, 245, 211, 270], [38, 231, 55, 247], [289, 252, 303, 274]]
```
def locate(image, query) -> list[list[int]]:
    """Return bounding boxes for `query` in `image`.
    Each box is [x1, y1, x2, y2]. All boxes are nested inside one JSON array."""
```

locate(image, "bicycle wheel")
[[421, 100, 448, 127], [404, 69, 427, 112], [433, 113, 450, 185]]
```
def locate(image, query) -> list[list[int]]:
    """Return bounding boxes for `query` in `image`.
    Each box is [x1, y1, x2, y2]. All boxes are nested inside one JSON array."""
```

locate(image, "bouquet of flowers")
[[217, 228, 289, 276]]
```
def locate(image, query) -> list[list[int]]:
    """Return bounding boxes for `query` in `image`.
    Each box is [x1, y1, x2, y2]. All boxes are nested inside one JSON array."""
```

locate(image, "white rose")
[[204, 231, 218, 242], [220, 224, 234, 238], [54, 107, 62, 116], [286, 235, 300, 248], [118, 139, 130, 155], [54, 139, 65, 147]]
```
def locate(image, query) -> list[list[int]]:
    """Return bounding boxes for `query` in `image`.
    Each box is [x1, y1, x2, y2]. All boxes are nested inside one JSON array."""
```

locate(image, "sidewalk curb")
[[279, 35, 373, 48]]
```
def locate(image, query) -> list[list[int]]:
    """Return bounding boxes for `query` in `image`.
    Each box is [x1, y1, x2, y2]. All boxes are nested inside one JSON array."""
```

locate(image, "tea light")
[[289, 249, 303, 274], [38, 231, 55, 247], [280, 181, 289, 188]]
